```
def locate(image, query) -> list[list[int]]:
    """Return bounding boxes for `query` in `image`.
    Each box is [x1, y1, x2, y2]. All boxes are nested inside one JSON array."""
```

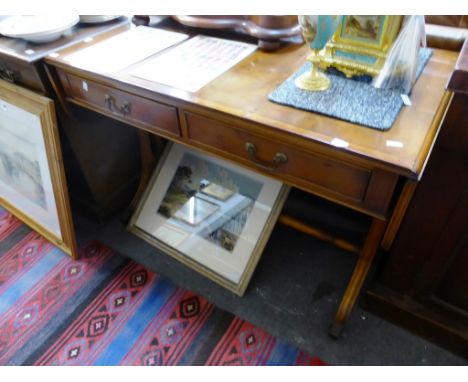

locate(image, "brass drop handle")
[[245, 142, 288, 172], [0, 65, 19, 83], [104, 94, 131, 117]]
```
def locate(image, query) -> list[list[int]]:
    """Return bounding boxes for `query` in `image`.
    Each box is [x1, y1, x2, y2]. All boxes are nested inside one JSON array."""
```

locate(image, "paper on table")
[[130, 35, 257, 92], [63, 26, 188, 74]]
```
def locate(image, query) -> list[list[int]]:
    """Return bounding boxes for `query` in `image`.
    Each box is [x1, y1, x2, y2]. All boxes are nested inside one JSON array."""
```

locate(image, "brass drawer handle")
[[0, 65, 19, 83], [245, 142, 288, 171], [104, 94, 131, 117]]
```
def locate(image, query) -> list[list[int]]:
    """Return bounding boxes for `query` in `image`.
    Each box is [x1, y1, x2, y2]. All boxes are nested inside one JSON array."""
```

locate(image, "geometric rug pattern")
[[0, 207, 325, 366]]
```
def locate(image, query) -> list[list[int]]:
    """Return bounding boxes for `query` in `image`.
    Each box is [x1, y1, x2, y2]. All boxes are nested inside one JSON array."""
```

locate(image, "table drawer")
[[0, 56, 46, 93], [59, 71, 180, 137], [184, 112, 371, 204]]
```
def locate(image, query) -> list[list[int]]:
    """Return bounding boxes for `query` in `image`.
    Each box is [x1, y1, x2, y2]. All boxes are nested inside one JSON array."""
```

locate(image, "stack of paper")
[[64, 26, 189, 74]]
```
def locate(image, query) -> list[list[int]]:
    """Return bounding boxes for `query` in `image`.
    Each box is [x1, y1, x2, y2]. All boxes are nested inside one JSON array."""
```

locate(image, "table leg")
[[328, 217, 387, 338], [381, 179, 417, 251]]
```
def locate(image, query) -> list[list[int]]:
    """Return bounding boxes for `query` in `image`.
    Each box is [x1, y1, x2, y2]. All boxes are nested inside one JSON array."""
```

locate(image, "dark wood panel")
[[379, 152, 468, 291], [367, 286, 468, 359], [379, 93, 468, 293], [436, 94, 468, 153], [61, 104, 141, 201], [412, 181, 468, 297], [435, 236, 468, 311]]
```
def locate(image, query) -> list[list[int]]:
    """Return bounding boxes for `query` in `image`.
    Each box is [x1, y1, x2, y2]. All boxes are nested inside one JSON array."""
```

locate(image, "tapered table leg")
[[328, 217, 387, 338]]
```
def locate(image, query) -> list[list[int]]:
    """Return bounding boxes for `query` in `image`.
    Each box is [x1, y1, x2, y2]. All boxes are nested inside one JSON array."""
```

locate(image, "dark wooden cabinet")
[[367, 40, 468, 359], [0, 18, 141, 221]]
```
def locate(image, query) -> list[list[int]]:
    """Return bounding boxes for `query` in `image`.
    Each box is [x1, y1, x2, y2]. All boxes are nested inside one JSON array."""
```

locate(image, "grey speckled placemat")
[[268, 48, 432, 130]]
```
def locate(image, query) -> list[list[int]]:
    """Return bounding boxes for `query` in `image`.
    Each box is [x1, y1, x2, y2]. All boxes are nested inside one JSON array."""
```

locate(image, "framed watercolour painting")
[[317, 15, 403, 78], [128, 143, 289, 296], [0, 79, 77, 258]]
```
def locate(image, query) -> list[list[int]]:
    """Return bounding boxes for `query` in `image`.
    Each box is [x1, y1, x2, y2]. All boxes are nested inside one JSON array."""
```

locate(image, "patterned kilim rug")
[[0, 208, 325, 366]]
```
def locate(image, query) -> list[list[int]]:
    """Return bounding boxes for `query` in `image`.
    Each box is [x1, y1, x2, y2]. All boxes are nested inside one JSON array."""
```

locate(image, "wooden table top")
[[46, 24, 459, 179]]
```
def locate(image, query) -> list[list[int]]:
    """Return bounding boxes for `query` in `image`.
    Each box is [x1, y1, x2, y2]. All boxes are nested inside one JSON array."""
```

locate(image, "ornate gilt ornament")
[[317, 16, 403, 78], [295, 15, 343, 91]]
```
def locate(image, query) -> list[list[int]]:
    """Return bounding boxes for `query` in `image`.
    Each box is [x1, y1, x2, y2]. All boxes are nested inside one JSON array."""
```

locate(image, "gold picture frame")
[[317, 15, 403, 78], [0, 79, 77, 258], [128, 143, 289, 296]]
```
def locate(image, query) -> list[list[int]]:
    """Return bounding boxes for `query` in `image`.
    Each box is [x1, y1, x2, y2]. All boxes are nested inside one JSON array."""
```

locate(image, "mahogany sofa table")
[[43, 24, 458, 337]]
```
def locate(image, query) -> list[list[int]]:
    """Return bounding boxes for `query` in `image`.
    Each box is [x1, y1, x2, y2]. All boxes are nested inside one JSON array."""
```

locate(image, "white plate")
[[0, 15, 79, 43], [79, 15, 121, 24]]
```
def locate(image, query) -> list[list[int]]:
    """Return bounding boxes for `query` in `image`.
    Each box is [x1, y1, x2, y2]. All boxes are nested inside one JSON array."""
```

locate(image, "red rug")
[[0, 208, 326, 366]]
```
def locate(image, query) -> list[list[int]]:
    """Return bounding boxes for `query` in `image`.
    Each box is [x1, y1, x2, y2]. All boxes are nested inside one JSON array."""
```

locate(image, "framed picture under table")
[[128, 143, 289, 296], [0, 79, 77, 258]]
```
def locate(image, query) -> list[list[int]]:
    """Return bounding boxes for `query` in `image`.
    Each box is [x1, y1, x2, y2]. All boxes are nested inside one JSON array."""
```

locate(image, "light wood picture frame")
[[0, 79, 77, 258], [128, 143, 289, 296]]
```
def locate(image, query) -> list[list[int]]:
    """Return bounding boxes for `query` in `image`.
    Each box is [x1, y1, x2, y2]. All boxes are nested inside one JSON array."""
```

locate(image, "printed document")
[[131, 35, 257, 92]]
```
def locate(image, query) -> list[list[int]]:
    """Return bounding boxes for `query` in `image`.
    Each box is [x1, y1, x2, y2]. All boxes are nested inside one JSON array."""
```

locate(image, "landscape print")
[[342, 16, 383, 42], [0, 124, 47, 210], [157, 152, 261, 252]]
